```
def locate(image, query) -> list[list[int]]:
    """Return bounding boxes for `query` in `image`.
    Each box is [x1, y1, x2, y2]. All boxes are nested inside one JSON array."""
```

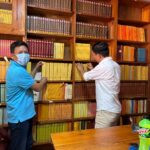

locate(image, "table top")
[[51, 125, 139, 150]]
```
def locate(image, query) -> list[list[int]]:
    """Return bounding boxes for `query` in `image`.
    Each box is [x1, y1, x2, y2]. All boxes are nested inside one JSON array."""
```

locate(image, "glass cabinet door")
[[0, 0, 25, 35]]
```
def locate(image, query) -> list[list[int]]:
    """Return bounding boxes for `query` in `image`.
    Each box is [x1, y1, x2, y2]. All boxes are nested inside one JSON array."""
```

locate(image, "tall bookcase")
[[0, 0, 26, 123], [117, 0, 150, 125], [0, 0, 150, 149]]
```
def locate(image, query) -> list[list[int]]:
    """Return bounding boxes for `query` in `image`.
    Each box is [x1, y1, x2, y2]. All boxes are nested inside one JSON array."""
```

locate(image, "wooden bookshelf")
[[1, 80, 73, 83], [25, 2, 75, 146], [0, 0, 25, 35], [0, 2, 12, 9], [117, 0, 150, 126], [0, 0, 150, 148], [73, 117, 95, 121], [0, 103, 6, 107], [117, 40, 149, 45], [121, 113, 148, 117], [74, 99, 96, 102], [30, 57, 73, 62], [0, 1, 12, 4], [46, 80, 73, 83], [120, 80, 148, 83], [76, 36, 113, 42], [0, 81, 5, 84], [37, 100, 72, 104], [119, 97, 148, 100], [75, 59, 96, 61], [77, 13, 114, 22], [27, 6, 73, 17], [118, 0, 150, 29], [74, 80, 94, 83], [117, 61, 147, 66], [37, 119, 72, 125], [27, 32, 73, 39], [119, 0, 150, 7], [118, 19, 150, 26]]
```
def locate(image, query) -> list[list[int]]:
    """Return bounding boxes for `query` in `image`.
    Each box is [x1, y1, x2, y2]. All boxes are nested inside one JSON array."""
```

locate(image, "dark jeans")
[[8, 118, 33, 150]]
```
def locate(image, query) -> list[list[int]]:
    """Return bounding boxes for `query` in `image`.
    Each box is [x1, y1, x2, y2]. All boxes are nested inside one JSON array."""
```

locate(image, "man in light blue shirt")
[[6, 41, 47, 150]]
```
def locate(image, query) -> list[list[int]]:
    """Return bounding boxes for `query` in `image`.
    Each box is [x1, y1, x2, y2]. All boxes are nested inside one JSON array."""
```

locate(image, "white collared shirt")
[[83, 57, 121, 113]]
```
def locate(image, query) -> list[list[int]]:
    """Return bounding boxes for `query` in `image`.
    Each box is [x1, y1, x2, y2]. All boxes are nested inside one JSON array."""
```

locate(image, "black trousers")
[[8, 118, 33, 150]]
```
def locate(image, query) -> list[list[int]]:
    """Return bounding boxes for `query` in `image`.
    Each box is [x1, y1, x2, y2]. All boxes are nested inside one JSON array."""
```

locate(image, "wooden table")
[[51, 125, 139, 150]]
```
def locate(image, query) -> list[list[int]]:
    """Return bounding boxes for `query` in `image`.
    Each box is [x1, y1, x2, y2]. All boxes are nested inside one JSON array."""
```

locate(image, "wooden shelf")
[[119, 0, 150, 7], [117, 61, 147, 66], [0, 56, 9, 60], [30, 57, 73, 62], [74, 80, 95, 83], [121, 80, 148, 83], [0, 103, 6, 107], [27, 5, 73, 17], [75, 60, 96, 63], [123, 80, 148, 83], [117, 40, 149, 45], [37, 100, 72, 104], [0, 34, 23, 41], [37, 119, 72, 124], [74, 99, 96, 102], [27, 31, 73, 39], [0, 57, 73, 62], [47, 80, 73, 83], [0, 81, 5, 84], [118, 18, 150, 26], [77, 13, 114, 22], [36, 80, 73, 83], [75, 60, 90, 62], [76, 36, 113, 42], [0, 2, 12, 9], [0, 57, 73, 63], [34, 101, 39, 105], [0, 2, 12, 4], [121, 113, 148, 117], [73, 117, 95, 121], [119, 97, 148, 100]]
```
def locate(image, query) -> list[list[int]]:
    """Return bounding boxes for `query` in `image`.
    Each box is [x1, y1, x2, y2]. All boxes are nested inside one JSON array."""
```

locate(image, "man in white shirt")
[[76, 42, 121, 128]]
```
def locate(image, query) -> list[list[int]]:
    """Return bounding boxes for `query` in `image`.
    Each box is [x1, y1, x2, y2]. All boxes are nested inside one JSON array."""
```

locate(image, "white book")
[[34, 72, 42, 81], [65, 84, 72, 100], [33, 91, 40, 102]]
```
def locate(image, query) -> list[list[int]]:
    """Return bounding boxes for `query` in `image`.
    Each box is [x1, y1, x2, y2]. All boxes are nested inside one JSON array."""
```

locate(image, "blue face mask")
[[16, 53, 30, 66]]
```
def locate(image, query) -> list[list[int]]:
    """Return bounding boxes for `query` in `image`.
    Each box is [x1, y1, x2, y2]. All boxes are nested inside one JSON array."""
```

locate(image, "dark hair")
[[10, 41, 29, 53], [92, 42, 109, 57]]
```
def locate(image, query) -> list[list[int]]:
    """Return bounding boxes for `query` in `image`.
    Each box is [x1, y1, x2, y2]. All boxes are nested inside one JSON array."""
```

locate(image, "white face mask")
[[16, 53, 30, 66]]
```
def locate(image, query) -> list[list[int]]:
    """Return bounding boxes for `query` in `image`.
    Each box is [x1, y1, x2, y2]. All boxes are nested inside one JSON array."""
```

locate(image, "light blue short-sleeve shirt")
[[6, 60, 36, 123]]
